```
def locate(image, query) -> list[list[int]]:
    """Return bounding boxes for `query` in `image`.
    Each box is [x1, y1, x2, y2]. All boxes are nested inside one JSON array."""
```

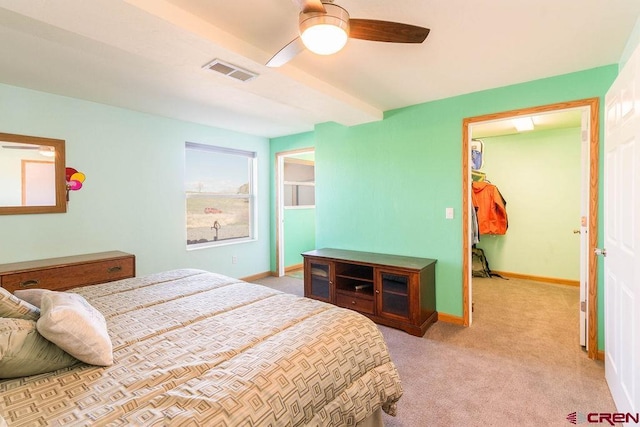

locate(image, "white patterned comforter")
[[0, 269, 402, 426]]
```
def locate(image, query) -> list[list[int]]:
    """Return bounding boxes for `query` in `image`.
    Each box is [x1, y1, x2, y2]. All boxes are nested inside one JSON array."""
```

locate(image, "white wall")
[[0, 83, 270, 278], [620, 16, 640, 70], [0, 149, 36, 206]]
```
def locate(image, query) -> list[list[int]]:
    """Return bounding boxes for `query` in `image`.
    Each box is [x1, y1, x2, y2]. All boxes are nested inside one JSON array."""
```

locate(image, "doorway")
[[275, 148, 316, 277], [462, 98, 600, 359]]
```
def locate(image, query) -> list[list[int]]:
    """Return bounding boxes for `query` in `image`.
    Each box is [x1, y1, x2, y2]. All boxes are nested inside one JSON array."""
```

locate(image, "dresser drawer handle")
[[108, 266, 122, 273], [20, 279, 40, 288]]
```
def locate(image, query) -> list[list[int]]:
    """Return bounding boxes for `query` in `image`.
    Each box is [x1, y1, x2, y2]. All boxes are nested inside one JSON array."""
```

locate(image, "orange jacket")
[[472, 182, 508, 235]]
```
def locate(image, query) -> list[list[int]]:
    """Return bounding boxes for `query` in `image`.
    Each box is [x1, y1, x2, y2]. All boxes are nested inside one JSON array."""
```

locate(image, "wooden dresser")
[[302, 248, 437, 336], [0, 251, 135, 293]]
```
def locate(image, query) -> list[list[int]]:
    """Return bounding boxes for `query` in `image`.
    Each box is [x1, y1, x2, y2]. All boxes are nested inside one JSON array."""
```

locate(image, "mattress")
[[0, 269, 402, 426]]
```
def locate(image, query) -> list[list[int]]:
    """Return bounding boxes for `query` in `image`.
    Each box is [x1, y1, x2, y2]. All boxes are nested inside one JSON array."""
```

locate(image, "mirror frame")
[[0, 132, 67, 215]]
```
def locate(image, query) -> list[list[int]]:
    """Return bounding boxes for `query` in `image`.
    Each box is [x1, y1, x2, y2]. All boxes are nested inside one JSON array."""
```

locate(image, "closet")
[[470, 139, 508, 277]]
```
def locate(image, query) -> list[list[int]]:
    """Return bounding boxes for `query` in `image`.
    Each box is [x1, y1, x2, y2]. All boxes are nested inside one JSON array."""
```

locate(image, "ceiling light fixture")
[[299, 4, 350, 55], [513, 117, 534, 132]]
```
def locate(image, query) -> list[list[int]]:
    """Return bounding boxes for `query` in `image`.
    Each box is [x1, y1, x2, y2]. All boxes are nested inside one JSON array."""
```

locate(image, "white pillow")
[[14, 288, 49, 308], [0, 287, 40, 320], [0, 318, 79, 378], [37, 292, 113, 366]]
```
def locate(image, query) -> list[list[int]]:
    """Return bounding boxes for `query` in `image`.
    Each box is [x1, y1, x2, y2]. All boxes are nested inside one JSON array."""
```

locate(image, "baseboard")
[[285, 263, 303, 273], [491, 270, 579, 287], [244, 280, 468, 328], [240, 271, 272, 282], [437, 312, 465, 325], [597, 350, 605, 361]]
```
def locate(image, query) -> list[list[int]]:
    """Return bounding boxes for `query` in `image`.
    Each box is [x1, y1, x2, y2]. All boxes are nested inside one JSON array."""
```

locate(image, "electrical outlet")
[[232, 256, 238, 264], [445, 207, 454, 219]]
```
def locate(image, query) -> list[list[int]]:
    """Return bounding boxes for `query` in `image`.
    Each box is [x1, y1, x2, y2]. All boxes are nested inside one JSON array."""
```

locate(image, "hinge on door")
[[594, 248, 607, 257], [581, 301, 586, 312]]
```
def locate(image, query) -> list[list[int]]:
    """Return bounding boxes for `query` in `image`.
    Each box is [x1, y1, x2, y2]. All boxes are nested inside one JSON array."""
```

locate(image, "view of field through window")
[[185, 143, 255, 247]]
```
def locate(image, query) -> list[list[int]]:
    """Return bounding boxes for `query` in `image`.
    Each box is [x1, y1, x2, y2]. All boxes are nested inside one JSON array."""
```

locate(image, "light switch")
[[446, 207, 454, 219]]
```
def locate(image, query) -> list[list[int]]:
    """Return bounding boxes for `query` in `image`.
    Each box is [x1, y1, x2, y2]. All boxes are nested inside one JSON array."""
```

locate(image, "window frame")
[[185, 142, 257, 250]]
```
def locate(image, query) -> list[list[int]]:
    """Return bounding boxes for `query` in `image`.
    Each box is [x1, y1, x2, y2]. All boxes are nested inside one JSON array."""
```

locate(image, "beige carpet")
[[251, 274, 616, 426], [286, 269, 304, 280]]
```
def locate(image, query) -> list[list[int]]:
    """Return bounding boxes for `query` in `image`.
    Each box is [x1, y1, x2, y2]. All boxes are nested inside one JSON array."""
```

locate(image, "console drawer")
[[336, 292, 375, 315]]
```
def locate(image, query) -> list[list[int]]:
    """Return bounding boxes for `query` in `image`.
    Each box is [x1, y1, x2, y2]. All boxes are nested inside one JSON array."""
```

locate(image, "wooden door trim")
[[275, 147, 315, 276], [462, 97, 600, 359]]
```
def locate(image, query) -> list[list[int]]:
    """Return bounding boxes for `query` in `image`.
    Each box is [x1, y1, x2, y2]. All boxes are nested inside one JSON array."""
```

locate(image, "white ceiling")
[[472, 110, 583, 139], [0, 0, 638, 138]]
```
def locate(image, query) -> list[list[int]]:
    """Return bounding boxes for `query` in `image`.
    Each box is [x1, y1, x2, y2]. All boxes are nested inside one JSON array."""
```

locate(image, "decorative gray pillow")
[[0, 318, 79, 378], [0, 287, 40, 320], [37, 292, 113, 366], [14, 288, 50, 309]]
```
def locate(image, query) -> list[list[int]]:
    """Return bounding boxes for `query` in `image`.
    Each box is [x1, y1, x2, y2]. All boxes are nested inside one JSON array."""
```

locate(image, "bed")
[[0, 269, 402, 426]]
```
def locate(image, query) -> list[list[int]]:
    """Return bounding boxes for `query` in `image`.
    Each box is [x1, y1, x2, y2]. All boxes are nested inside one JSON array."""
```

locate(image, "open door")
[[579, 110, 590, 347], [603, 41, 640, 414], [275, 148, 315, 277], [462, 98, 600, 359]]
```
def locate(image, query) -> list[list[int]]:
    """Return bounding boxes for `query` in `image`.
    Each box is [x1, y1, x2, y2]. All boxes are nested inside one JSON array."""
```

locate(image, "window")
[[185, 142, 256, 249]]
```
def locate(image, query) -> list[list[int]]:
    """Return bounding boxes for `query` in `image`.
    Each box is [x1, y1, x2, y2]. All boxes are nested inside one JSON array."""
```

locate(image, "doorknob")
[[594, 248, 607, 257], [573, 229, 581, 234]]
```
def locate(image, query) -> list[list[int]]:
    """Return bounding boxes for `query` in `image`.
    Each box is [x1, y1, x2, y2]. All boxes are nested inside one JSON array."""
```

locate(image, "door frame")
[[461, 97, 600, 359], [275, 147, 315, 277]]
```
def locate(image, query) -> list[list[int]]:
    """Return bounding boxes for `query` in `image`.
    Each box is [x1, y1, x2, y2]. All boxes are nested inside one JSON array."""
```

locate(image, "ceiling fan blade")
[[291, 0, 326, 14], [349, 19, 430, 43], [1, 145, 39, 149], [266, 37, 306, 67]]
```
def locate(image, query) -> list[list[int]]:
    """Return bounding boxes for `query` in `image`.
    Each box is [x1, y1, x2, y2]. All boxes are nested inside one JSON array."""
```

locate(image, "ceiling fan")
[[267, 0, 430, 67], [1, 143, 55, 157], [1, 144, 39, 150]]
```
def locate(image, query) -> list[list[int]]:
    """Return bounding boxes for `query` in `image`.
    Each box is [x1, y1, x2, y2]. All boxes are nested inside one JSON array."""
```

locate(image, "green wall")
[[276, 66, 617, 350], [476, 128, 582, 280], [0, 65, 618, 352], [284, 208, 316, 267], [0, 83, 271, 278]]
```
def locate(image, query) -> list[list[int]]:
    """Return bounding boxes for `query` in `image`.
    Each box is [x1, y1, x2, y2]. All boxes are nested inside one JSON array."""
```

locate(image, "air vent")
[[202, 59, 258, 82]]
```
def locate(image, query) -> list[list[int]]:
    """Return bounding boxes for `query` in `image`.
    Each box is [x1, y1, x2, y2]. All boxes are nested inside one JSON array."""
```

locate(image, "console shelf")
[[303, 248, 437, 336]]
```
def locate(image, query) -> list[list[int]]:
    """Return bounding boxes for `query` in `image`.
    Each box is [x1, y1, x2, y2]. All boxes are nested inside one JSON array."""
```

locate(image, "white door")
[[604, 41, 640, 414], [578, 109, 591, 347], [579, 109, 590, 347]]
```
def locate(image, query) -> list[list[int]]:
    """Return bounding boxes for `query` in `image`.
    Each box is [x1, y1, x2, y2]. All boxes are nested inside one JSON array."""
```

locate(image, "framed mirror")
[[0, 132, 66, 215]]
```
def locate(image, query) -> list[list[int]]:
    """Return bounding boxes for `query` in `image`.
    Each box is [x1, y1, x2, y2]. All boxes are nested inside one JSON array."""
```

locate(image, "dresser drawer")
[[0, 252, 135, 293], [336, 292, 375, 315]]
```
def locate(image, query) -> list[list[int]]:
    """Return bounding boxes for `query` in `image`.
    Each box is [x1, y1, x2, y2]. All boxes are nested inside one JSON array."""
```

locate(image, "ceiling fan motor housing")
[[299, 3, 350, 37]]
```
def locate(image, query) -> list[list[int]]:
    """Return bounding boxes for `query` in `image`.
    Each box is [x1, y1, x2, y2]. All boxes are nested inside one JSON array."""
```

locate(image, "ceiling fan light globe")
[[299, 3, 350, 55], [301, 24, 348, 55]]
